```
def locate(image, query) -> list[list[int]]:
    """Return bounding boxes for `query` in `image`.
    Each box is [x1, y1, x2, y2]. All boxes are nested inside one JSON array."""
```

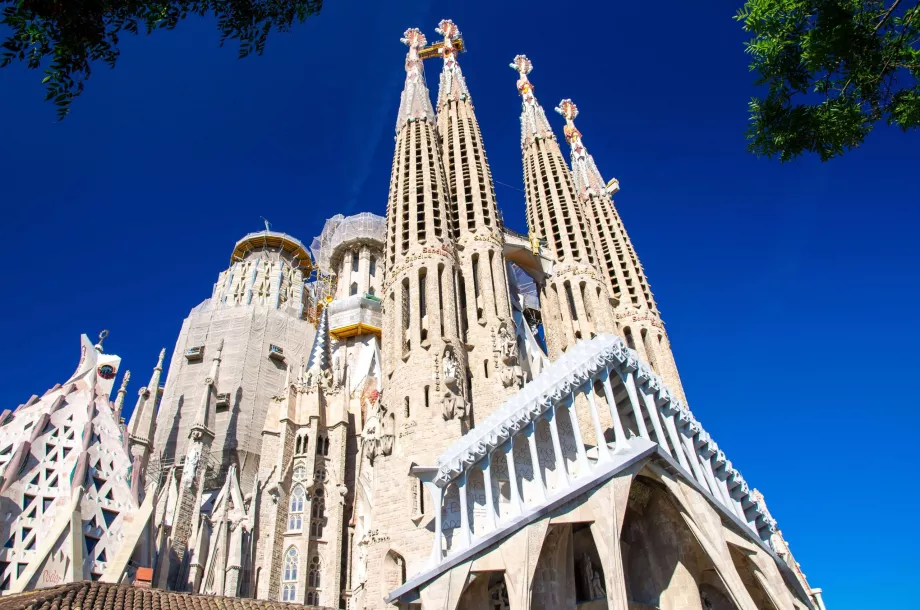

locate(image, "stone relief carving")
[[440, 390, 467, 421], [495, 322, 524, 389], [442, 348, 459, 388], [497, 322, 517, 363], [361, 393, 394, 463]]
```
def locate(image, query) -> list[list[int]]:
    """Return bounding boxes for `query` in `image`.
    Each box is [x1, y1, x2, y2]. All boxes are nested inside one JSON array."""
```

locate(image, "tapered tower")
[[359, 28, 469, 610], [556, 99, 687, 401], [435, 20, 520, 420], [511, 55, 615, 359]]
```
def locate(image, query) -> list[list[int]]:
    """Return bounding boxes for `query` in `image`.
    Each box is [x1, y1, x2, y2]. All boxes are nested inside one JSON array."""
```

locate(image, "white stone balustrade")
[[414, 334, 777, 573]]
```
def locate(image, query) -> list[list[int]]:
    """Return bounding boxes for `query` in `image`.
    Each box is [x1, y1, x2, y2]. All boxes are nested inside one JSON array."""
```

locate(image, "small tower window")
[[350, 282, 358, 296], [369, 256, 377, 277], [352, 251, 359, 273]]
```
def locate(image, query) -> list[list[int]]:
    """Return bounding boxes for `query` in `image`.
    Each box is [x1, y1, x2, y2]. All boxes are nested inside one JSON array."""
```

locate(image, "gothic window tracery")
[[288, 487, 305, 531], [310, 488, 325, 538], [282, 547, 298, 601], [308, 555, 321, 588]]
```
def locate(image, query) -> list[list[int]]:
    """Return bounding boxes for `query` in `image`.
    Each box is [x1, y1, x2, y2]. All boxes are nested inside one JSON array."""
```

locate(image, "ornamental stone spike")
[[435, 19, 469, 107], [510, 54, 555, 149], [113, 370, 130, 421], [555, 98, 611, 200], [395, 27, 436, 131]]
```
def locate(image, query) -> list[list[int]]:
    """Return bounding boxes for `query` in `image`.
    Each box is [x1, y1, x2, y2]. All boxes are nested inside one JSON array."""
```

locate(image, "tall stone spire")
[[127, 348, 166, 466], [192, 338, 223, 436], [510, 56, 615, 358], [363, 26, 470, 609], [556, 98, 687, 401], [156, 338, 222, 590], [113, 370, 130, 422], [435, 19, 518, 419]]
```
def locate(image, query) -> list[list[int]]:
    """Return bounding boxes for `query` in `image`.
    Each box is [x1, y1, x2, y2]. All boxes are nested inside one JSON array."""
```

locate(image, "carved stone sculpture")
[[581, 553, 605, 600], [442, 349, 459, 388], [497, 322, 517, 364], [182, 449, 200, 490]]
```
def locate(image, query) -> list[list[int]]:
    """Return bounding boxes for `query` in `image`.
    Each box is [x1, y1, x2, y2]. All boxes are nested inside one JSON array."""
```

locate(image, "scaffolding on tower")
[[305, 213, 386, 326]]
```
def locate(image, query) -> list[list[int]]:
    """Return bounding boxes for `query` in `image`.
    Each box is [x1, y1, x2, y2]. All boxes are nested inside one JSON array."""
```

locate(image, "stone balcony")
[[326, 294, 382, 339]]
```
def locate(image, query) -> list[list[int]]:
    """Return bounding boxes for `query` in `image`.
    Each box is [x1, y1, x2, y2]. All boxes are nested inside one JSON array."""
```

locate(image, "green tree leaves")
[[1, 1, 323, 120], [737, 0, 920, 160]]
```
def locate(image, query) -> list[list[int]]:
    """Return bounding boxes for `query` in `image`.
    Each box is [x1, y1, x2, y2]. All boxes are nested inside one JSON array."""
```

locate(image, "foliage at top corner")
[[1, 0, 323, 120], [736, 0, 919, 161]]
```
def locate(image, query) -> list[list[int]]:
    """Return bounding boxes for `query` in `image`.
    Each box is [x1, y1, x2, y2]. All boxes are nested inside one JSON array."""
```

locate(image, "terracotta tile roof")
[[0, 582, 332, 610]]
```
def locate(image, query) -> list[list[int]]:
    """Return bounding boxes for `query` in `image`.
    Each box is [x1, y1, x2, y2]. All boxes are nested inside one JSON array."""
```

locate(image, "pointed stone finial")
[[435, 19, 470, 107], [435, 19, 460, 54], [396, 28, 436, 130], [556, 98, 578, 122], [555, 98, 582, 142], [156, 348, 166, 369], [510, 54, 533, 78], [114, 370, 130, 420], [119, 370, 131, 393], [509, 55, 554, 149], [94, 329, 109, 353], [401, 27, 427, 53], [554, 98, 608, 199]]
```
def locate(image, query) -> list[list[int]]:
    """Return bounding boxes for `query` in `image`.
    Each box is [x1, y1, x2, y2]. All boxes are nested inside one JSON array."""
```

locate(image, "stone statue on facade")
[[581, 552, 605, 599], [496, 322, 523, 389], [442, 348, 459, 387], [182, 449, 200, 490], [497, 322, 517, 364], [441, 390, 462, 421]]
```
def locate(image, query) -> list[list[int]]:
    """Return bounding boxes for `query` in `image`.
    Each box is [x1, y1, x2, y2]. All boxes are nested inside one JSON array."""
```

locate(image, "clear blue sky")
[[1, 1, 917, 606]]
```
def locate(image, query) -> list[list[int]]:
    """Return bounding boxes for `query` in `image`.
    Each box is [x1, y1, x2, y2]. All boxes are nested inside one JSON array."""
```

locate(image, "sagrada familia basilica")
[[0, 20, 827, 610]]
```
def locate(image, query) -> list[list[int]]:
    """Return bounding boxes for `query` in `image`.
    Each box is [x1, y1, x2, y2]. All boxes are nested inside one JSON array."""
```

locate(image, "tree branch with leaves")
[[737, 0, 920, 161], [1, 0, 323, 120]]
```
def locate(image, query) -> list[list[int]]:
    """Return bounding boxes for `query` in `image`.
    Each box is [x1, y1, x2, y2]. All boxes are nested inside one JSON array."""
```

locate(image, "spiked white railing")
[[415, 334, 776, 570]]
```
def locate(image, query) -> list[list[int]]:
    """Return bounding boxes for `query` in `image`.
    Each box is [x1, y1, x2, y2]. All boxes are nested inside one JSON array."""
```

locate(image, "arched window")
[[352, 251, 359, 273], [308, 556, 321, 588], [368, 286, 376, 296], [295, 435, 302, 454], [350, 282, 358, 296], [311, 489, 325, 519], [316, 435, 325, 455], [282, 547, 298, 601], [288, 487, 305, 531], [323, 437, 330, 456], [369, 256, 377, 277], [306, 592, 316, 605]]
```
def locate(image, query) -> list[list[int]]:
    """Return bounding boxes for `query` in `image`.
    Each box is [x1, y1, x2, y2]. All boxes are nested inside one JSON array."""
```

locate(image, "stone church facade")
[[0, 19, 826, 610]]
